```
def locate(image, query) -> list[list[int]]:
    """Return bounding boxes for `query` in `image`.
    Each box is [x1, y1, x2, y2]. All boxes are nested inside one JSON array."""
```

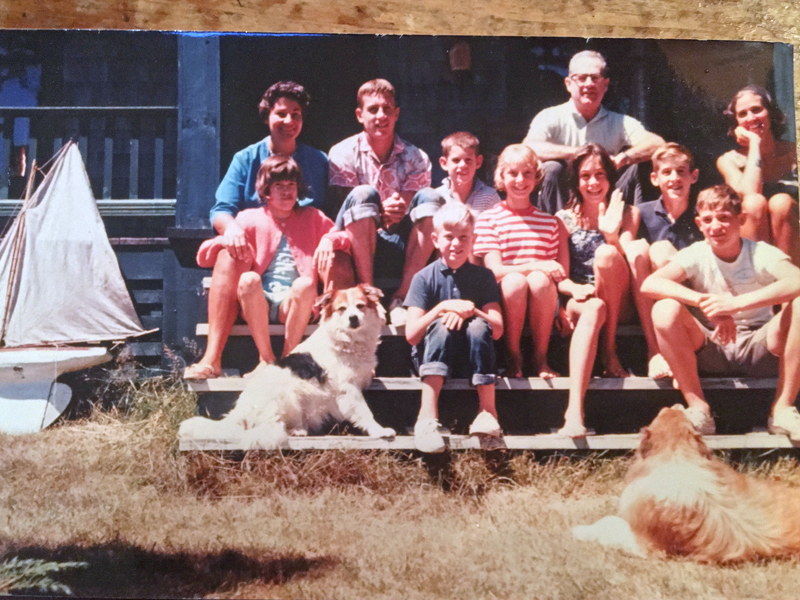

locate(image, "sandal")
[[183, 363, 219, 380]]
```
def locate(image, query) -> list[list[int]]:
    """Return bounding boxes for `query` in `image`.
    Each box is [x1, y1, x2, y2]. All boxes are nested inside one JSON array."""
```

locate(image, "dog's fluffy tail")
[[179, 416, 289, 451], [179, 416, 245, 441], [572, 516, 647, 557], [239, 422, 290, 450]]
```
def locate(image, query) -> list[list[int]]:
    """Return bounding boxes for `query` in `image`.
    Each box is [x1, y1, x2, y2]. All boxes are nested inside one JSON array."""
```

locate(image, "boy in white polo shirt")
[[642, 184, 800, 439]]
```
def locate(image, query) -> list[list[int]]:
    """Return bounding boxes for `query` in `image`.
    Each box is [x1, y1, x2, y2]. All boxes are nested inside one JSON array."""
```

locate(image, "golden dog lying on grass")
[[573, 405, 800, 563]]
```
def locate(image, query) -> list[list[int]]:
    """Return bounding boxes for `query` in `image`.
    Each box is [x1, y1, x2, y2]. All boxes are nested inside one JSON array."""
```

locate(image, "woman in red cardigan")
[[184, 156, 351, 379]]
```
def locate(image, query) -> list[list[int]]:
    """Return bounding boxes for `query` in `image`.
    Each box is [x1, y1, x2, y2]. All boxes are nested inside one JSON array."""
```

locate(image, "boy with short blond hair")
[[404, 203, 505, 453], [641, 184, 800, 439]]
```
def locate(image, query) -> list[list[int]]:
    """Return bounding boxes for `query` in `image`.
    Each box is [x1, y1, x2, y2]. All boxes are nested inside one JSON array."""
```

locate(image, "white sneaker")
[[680, 405, 716, 435], [414, 418, 445, 453], [768, 407, 800, 442], [469, 411, 502, 437], [388, 298, 407, 326]]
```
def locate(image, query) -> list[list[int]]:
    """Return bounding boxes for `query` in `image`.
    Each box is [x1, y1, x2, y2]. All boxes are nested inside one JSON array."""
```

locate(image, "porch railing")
[[0, 106, 177, 217]]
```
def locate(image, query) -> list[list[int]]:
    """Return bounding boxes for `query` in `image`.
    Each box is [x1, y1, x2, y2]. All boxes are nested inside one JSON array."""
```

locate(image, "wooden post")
[[162, 34, 220, 349]]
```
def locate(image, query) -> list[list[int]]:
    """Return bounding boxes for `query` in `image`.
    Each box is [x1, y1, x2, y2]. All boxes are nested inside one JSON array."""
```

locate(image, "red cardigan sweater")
[[196, 206, 351, 282]]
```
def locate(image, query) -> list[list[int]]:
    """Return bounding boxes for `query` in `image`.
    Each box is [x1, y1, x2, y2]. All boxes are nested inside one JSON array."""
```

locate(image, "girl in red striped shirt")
[[474, 145, 570, 379]]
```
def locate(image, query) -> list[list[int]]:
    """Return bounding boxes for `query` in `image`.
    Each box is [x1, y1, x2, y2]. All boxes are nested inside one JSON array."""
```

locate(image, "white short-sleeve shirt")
[[675, 238, 790, 329], [523, 101, 648, 156]]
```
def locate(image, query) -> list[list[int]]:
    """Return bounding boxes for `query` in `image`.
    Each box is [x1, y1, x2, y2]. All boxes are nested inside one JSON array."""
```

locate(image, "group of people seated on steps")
[[183, 48, 800, 452]]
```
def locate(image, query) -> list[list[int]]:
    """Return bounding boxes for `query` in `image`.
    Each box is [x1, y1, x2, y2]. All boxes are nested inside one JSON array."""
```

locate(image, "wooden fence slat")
[[0, 135, 9, 200], [25, 137, 37, 179], [129, 138, 139, 199], [154, 137, 164, 199], [132, 289, 163, 304], [117, 251, 164, 280], [103, 137, 113, 199], [78, 136, 88, 162]]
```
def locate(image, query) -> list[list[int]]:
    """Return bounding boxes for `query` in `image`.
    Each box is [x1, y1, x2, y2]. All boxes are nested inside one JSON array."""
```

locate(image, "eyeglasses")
[[568, 73, 606, 84]]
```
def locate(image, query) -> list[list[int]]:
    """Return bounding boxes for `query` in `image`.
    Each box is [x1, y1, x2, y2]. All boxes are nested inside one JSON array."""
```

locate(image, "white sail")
[[0, 141, 146, 347]]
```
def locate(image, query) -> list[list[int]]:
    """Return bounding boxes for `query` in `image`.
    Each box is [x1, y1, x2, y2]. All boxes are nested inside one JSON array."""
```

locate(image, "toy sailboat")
[[0, 141, 148, 434]]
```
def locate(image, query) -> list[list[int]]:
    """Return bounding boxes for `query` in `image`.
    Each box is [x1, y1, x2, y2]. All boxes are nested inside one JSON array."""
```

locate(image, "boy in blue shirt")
[[625, 143, 704, 379], [404, 203, 505, 453]]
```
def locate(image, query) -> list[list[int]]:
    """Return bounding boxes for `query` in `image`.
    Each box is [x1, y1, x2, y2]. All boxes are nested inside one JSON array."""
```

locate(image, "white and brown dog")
[[179, 284, 396, 449], [573, 405, 800, 563]]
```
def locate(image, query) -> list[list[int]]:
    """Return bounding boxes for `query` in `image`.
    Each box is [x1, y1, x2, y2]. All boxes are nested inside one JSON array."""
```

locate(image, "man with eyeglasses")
[[523, 50, 665, 213]]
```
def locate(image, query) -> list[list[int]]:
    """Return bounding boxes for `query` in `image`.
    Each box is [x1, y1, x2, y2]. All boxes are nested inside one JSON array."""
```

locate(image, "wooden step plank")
[[195, 323, 643, 338], [187, 376, 779, 393], [179, 431, 797, 452], [195, 323, 406, 337]]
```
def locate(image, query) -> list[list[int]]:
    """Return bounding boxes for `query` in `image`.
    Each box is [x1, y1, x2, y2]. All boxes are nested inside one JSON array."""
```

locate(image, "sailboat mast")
[[0, 162, 37, 344]]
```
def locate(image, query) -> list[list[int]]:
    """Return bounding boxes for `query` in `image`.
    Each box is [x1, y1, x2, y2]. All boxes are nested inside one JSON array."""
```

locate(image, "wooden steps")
[[187, 376, 778, 393], [195, 323, 407, 337], [186, 296, 790, 453], [182, 376, 789, 451], [195, 323, 644, 338], [179, 431, 797, 452]]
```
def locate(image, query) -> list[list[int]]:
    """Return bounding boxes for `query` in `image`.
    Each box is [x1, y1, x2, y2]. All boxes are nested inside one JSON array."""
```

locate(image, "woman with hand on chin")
[[554, 144, 641, 437], [717, 85, 799, 264]]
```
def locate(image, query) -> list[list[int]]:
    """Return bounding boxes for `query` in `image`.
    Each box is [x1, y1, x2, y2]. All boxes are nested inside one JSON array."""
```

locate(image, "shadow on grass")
[[2, 542, 335, 597]]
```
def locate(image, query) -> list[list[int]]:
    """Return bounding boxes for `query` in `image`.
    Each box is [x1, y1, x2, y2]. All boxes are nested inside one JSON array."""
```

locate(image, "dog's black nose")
[[349, 315, 360, 328]]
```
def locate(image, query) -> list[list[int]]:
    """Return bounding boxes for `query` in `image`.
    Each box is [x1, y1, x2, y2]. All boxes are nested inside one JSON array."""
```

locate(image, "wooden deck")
[[179, 431, 797, 452], [184, 320, 791, 453], [188, 376, 778, 393]]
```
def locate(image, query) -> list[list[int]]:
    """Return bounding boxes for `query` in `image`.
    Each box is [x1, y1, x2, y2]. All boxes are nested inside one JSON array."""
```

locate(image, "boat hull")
[[0, 347, 111, 434]]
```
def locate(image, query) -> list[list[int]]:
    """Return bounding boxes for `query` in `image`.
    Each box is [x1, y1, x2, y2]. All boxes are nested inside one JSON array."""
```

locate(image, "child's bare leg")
[[594, 244, 630, 377], [741, 193, 771, 243], [191, 249, 249, 376], [559, 298, 606, 438], [320, 250, 356, 292], [419, 375, 444, 422], [652, 298, 709, 413], [476, 384, 497, 418], [394, 216, 435, 301], [346, 217, 377, 285], [648, 240, 678, 270], [279, 276, 317, 357], [767, 296, 800, 414], [625, 239, 669, 378], [237, 272, 276, 365], [526, 270, 559, 378], [768, 193, 800, 266], [500, 273, 528, 377]]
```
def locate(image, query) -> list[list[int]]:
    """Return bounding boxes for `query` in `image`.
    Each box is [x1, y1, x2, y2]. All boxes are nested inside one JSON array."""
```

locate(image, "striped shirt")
[[436, 177, 501, 215], [473, 202, 560, 264]]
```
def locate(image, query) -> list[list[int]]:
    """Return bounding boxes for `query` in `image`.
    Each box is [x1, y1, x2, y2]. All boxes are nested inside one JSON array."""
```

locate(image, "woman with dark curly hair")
[[716, 85, 799, 264], [553, 144, 642, 437]]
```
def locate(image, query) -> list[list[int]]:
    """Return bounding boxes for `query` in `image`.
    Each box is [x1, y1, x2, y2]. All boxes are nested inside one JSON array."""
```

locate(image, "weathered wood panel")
[[179, 431, 798, 452], [2, 0, 798, 135], [188, 376, 779, 393]]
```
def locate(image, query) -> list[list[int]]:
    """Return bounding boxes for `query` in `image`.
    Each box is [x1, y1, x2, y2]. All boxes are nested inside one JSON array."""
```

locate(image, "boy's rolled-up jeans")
[[414, 316, 496, 386]]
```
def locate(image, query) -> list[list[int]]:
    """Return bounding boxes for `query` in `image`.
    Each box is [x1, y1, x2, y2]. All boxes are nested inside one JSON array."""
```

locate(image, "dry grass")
[[3, 366, 800, 599]]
